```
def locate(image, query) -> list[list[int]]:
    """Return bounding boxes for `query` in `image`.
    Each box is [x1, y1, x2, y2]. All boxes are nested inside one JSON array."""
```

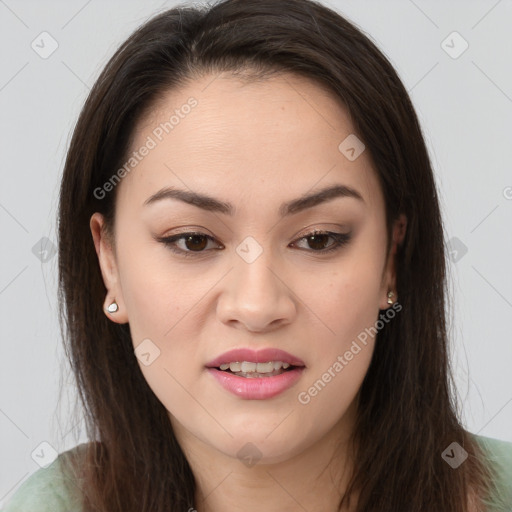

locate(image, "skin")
[[91, 71, 407, 512]]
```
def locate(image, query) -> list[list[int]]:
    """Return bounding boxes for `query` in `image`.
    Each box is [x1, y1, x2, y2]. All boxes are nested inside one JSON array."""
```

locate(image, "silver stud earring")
[[106, 301, 119, 313], [387, 290, 394, 305]]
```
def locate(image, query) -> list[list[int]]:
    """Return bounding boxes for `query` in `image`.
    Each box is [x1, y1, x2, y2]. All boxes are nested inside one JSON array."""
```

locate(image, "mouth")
[[205, 348, 306, 399], [205, 347, 305, 375]]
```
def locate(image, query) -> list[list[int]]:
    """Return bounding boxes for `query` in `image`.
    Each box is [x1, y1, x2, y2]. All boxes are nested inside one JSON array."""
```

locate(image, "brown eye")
[[292, 230, 351, 254], [157, 230, 350, 258], [305, 233, 332, 251], [157, 231, 221, 257], [182, 234, 209, 251]]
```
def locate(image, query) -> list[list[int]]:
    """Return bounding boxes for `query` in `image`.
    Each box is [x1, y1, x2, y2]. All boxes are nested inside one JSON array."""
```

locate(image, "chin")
[[216, 428, 311, 466]]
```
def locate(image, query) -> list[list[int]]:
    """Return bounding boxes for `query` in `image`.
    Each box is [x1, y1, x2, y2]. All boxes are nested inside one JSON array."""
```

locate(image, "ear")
[[90, 212, 129, 324], [379, 213, 407, 310]]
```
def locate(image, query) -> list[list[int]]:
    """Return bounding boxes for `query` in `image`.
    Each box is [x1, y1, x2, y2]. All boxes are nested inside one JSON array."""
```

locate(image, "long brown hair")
[[57, 0, 503, 510]]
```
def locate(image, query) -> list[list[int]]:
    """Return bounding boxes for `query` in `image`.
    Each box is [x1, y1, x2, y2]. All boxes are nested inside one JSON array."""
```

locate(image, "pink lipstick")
[[205, 348, 305, 400]]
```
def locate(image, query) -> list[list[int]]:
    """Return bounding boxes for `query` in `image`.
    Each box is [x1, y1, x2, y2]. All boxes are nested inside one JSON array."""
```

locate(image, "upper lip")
[[206, 348, 305, 368]]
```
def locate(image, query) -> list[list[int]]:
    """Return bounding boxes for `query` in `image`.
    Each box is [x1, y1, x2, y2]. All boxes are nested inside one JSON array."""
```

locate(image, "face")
[[91, 71, 406, 465]]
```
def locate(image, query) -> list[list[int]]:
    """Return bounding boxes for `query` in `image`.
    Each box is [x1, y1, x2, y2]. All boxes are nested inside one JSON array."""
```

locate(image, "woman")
[[3, 0, 511, 511]]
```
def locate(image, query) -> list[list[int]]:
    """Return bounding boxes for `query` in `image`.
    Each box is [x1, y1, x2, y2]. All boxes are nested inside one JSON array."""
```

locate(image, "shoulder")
[[472, 433, 512, 469], [1, 443, 90, 512], [471, 433, 512, 509]]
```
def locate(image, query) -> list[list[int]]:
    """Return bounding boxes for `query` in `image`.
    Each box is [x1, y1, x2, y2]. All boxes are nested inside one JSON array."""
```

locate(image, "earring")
[[106, 301, 119, 313], [387, 290, 394, 305]]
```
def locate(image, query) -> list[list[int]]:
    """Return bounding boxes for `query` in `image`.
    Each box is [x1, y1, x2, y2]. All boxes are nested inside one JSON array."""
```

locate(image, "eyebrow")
[[143, 183, 364, 217]]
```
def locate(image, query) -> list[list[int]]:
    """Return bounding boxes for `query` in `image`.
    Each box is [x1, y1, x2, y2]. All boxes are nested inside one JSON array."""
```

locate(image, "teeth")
[[232, 369, 285, 378], [240, 361, 257, 373], [218, 361, 292, 373], [256, 362, 274, 373]]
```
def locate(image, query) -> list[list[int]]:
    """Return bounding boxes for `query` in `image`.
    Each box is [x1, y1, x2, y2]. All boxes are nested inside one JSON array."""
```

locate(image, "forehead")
[[118, 72, 382, 213]]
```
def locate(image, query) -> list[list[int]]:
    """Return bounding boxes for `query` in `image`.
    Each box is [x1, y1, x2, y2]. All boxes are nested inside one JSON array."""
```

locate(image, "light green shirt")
[[2, 434, 511, 511]]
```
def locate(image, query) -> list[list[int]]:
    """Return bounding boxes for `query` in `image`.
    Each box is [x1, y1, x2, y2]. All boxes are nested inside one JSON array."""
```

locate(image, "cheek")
[[309, 245, 386, 346], [114, 229, 210, 373], [116, 242, 205, 421], [115, 227, 192, 335], [301, 274, 380, 402], [297, 234, 386, 401], [291, 266, 383, 438]]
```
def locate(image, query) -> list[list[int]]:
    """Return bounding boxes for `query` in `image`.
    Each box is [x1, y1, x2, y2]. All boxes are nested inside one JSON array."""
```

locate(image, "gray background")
[[1, 0, 511, 506]]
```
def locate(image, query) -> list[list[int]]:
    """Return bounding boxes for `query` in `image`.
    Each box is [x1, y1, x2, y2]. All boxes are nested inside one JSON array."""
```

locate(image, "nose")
[[216, 244, 297, 333]]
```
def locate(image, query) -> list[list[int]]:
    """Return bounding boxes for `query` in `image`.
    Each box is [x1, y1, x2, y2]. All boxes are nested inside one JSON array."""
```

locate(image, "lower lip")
[[206, 367, 305, 400]]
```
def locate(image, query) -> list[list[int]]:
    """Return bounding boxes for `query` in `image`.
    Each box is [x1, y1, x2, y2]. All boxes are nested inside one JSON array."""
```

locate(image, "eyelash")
[[156, 230, 351, 258]]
